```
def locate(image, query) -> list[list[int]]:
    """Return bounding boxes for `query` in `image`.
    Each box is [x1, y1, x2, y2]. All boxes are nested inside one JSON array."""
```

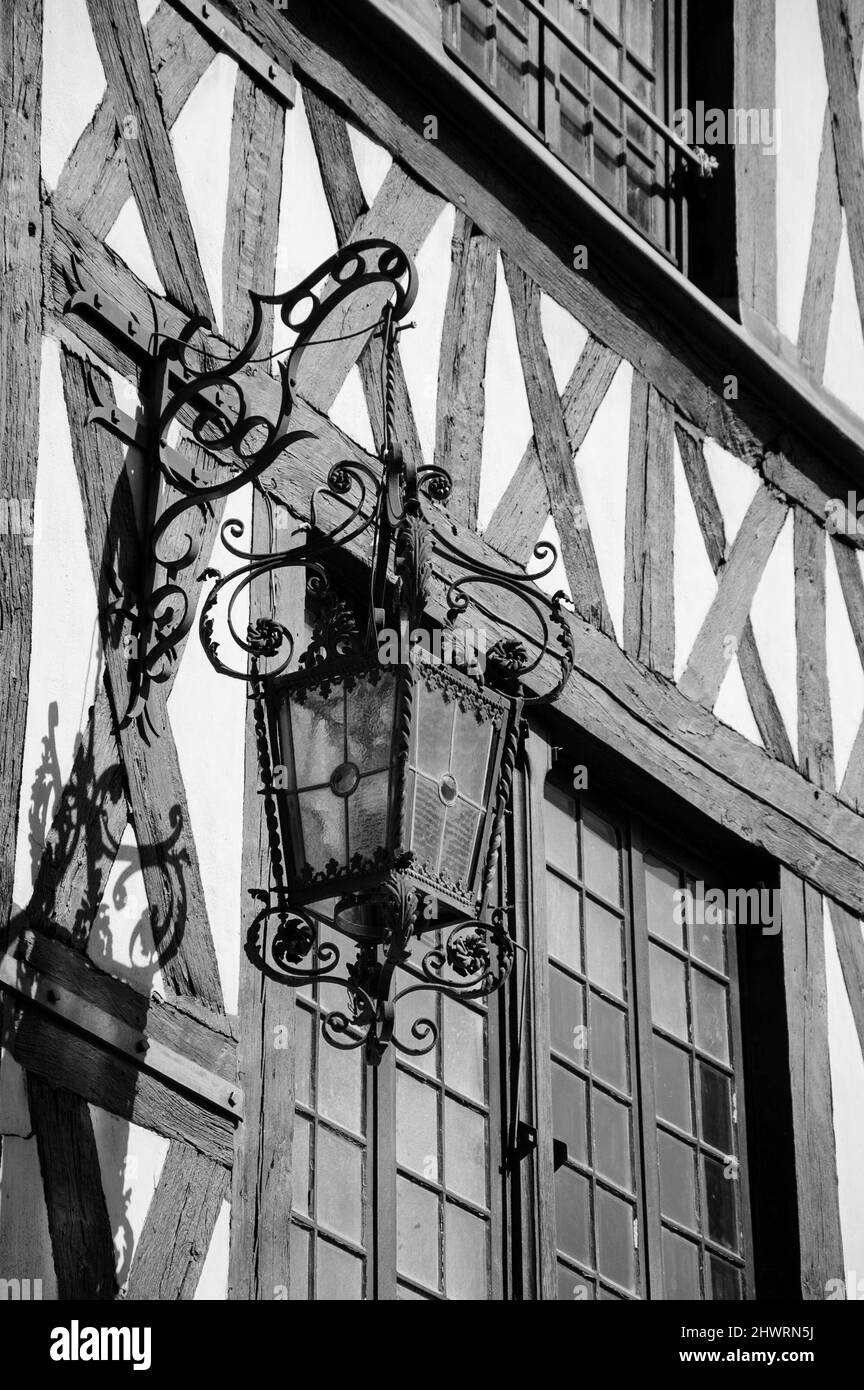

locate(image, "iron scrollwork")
[[66, 233, 574, 1060]]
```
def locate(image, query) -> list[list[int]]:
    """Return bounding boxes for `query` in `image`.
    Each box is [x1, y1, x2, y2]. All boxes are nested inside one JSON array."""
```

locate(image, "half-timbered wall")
[[2, 0, 864, 1299]]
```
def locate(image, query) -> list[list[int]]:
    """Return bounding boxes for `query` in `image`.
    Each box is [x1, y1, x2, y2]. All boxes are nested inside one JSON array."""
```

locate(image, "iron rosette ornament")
[[184, 241, 575, 1062]]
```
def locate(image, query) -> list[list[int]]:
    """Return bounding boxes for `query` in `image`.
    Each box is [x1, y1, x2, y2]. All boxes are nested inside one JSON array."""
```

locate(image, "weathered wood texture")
[[222, 71, 285, 346], [818, 0, 864, 356], [798, 0, 864, 376], [734, 0, 777, 325], [17, 928, 237, 1082], [303, 85, 426, 472], [11, 1008, 234, 1165], [435, 211, 496, 528], [60, 348, 225, 1009], [679, 484, 788, 709], [125, 1139, 228, 1299], [505, 256, 613, 634], [294, 162, 443, 411], [484, 334, 619, 561], [779, 870, 845, 1298], [623, 375, 674, 676], [794, 507, 835, 790], [832, 538, 864, 807], [85, 0, 212, 315], [215, 0, 864, 525], [827, 898, 864, 1061], [676, 426, 794, 764], [0, 0, 42, 934], [229, 496, 297, 1301], [55, 0, 216, 237], [26, 1073, 117, 1299]]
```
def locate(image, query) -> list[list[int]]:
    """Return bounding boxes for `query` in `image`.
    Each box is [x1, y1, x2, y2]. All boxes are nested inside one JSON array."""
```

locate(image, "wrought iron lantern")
[[65, 238, 573, 1061]]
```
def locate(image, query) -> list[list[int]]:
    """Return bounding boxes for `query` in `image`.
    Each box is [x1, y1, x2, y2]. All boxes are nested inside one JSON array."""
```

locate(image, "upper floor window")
[[443, 0, 695, 266]]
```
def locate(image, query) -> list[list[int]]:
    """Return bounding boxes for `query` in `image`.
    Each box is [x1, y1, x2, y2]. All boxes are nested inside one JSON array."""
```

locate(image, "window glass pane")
[[552, 1061, 588, 1165], [654, 1035, 692, 1133], [558, 1265, 594, 1300], [555, 1166, 592, 1265], [689, 883, 727, 972], [596, 1188, 636, 1292], [692, 970, 730, 1064], [658, 1130, 698, 1231], [644, 852, 682, 947], [546, 869, 582, 973], [395, 978, 439, 1078], [582, 808, 622, 905], [397, 1176, 441, 1291], [590, 994, 629, 1091], [544, 782, 577, 870], [649, 943, 688, 1040], [662, 1228, 701, 1299], [703, 1153, 739, 1251], [594, 0, 621, 35], [459, 0, 491, 71], [592, 30, 623, 123], [295, 1004, 313, 1108], [319, 1035, 364, 1135], [292, 1115, 311, 1219], [444, 1097, 488, 1208], [443, 997, 485, 1103], [445, 1203, 489, 1299], [699, 1063, 733, 1153], [550, 966, 585, 1061], [397, 1069, 439, 1182], [317, 1129, 363, 1245], [585, 897, 624, 999], [593, 115, 622, 202], [625, 0, 655, 66], [710, 1256, 742, 1300], [316, 1238, 364, 1300], [289, 1223, 309, 1301], [593, 1088, 633, 1190]]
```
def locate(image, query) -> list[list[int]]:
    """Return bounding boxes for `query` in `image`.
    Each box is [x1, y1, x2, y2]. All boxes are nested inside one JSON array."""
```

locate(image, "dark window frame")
[[442, 0, 689, 266]]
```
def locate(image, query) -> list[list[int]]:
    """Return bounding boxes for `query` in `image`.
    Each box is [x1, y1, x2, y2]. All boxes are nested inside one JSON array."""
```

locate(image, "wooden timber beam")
[[779, 871, 845, 1298], [219, 0, 864, 514], [1, 930, 241, 1119], [45, 207, 864, 921]]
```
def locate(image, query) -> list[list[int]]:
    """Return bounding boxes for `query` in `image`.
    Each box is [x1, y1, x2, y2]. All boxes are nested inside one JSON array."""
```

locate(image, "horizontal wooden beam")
[[1, 929, 241, 1120]]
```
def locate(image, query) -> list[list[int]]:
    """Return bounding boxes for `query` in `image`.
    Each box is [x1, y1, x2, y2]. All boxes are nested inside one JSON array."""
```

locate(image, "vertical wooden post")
[[0, 0, 42, 934], [779, 868, 845, 1298]]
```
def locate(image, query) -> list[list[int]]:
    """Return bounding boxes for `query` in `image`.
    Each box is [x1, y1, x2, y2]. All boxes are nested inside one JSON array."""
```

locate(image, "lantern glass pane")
[[346, 770, 390, 864], [441, 799, 482, 886], [348, 670, 397, 771], [291, 685, 345, 788], [297, 786, 345, 868], [415, 681, 456, 777], [451, 706, 492, 804], [410, 774, 447, 870]]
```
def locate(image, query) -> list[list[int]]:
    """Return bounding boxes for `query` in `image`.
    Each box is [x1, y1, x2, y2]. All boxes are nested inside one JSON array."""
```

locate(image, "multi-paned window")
[[290, 926, 503, 1299], [443, 0, 687, 261], [539, 777, 754, 1299]]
